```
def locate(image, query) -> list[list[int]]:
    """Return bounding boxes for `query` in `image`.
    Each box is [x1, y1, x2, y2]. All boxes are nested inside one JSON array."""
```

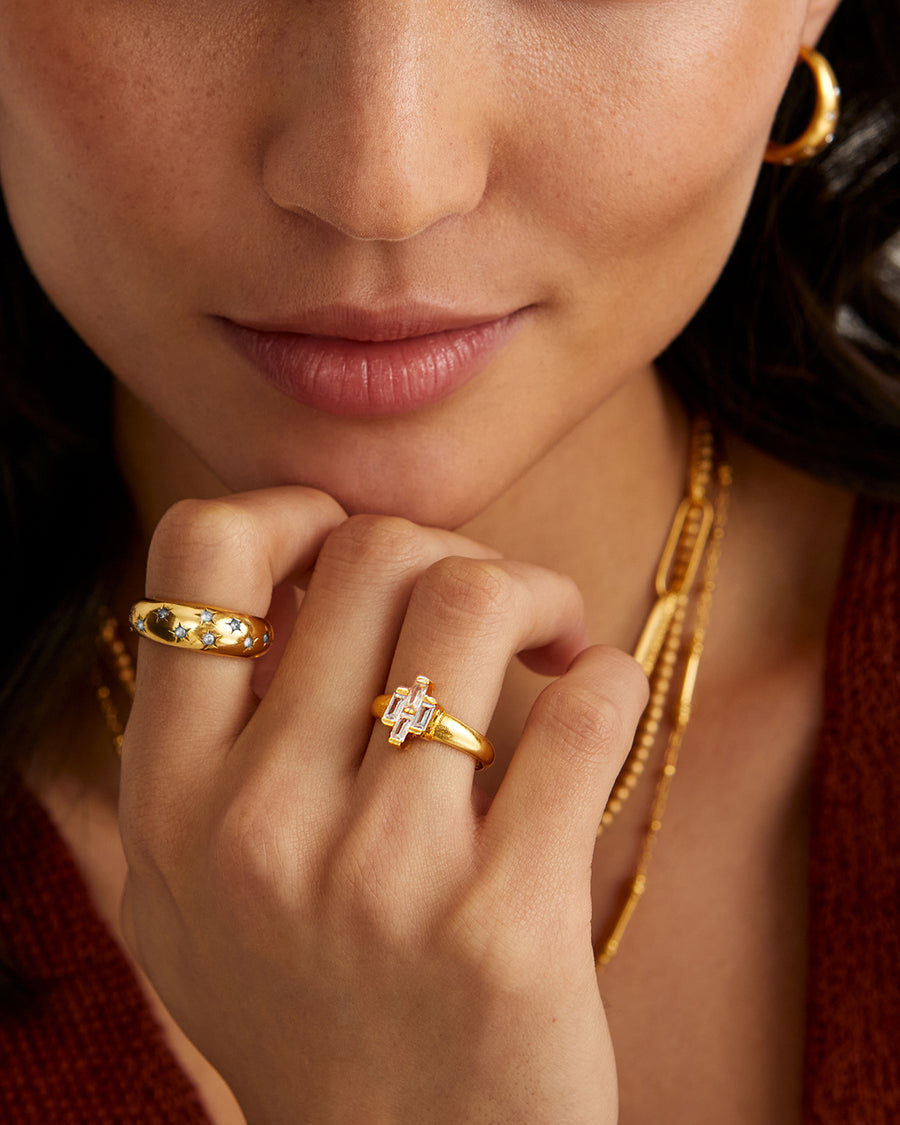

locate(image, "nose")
[[261, 4, 491, 242]]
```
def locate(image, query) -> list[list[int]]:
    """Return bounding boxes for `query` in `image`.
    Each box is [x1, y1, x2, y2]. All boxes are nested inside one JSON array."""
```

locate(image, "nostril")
[[260, 105, 489, 243]]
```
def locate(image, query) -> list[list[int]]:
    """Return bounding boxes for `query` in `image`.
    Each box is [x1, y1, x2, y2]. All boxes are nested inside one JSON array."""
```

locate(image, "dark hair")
[[659, 0, 900, 492], [0, 219, 131, 783], [1, 0, 899, 790]]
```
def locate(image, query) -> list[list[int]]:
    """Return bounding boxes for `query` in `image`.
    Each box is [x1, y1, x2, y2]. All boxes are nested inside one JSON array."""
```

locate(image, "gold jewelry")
[[597, 416, 715, 835], [104, 420, 726, 966], [764, 46, 840, 166], [595, 429, 732, 968], [129, 599, 273, 657], [94, 613, 136, 756], [372, 675, 495, 771]]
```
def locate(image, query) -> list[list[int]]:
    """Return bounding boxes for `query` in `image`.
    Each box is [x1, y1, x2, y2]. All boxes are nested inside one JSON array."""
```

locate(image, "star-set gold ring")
[[372, 676, 495, 771], [129, 600, 273, 657]]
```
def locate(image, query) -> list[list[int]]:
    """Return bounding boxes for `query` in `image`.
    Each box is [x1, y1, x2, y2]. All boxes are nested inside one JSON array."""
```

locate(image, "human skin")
[[0, 0, 847, 1121], [0, 0, 837, 527]]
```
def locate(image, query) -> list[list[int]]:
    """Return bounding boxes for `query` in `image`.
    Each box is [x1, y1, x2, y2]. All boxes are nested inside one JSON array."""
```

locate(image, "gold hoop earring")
[[764, 46, 841, 166]]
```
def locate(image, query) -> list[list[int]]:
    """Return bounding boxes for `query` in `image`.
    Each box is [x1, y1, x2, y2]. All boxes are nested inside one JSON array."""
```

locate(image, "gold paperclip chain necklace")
[[595, 418, 732, 967]]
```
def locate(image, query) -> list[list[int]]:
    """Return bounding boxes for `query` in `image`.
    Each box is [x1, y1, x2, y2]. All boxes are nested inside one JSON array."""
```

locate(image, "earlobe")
[[801, 0, 843, 46]]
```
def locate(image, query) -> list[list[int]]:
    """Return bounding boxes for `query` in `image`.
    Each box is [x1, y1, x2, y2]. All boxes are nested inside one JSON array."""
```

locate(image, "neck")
[[461, 367, 690, 654]]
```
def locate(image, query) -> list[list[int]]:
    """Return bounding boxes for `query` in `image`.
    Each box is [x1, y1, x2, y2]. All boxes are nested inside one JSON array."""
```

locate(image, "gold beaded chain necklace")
[[596, 419, 716, 835], [93, 416, 731, 968], [93, 613, 135, 756], [595, 420, 732, 967]]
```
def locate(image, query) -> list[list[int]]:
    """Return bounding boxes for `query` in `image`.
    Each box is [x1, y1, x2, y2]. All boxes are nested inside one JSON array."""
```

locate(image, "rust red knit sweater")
[[803, 498, 900, 1123], [1, 499, 898, 1123]]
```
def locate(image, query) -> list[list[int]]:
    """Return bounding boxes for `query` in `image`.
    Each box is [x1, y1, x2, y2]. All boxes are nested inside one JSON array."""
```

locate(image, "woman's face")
[[0, 0, 836, 526]]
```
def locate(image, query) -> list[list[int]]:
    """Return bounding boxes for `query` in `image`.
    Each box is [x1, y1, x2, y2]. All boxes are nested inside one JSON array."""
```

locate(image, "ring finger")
[[361, 552, 588, 803]]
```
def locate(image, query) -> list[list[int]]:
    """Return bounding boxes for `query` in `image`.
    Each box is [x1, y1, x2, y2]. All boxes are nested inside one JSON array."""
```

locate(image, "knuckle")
[[413, 556, 516, 632], [209, 790, 302, 916], [149, 498, 265, 580], [119, 811, 162, 878], [120, 792, 194, 886], [556, 570, 585, 615], [211, 801, 272, 895], [318, 513, 426, 578], [289, 485, 347, 525], [530, 681, 627, 767], [324, 793, 459, 949], [574, 644, 651, 714], [441, 891, 549, 999], [328, 825, 416, 946], [332, 846, 392, 930]]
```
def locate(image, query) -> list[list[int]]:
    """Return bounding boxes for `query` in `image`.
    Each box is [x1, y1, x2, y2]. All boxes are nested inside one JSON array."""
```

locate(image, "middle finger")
[[243, 514, 501, 782]]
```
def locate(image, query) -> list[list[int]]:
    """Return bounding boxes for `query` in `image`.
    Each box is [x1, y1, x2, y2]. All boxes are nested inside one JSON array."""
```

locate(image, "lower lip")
[[220, 312, 528, 417]]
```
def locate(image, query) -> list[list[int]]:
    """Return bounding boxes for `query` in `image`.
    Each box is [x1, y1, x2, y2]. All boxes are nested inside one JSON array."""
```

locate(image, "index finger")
[[121, 486, 345, 796]]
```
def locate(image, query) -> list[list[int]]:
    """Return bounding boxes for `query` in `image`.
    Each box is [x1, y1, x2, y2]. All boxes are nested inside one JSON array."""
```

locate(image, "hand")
[[119, 486, 648, 1124]]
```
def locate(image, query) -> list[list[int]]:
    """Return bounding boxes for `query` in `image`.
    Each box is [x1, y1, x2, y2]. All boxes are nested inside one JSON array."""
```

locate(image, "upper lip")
[[223, 304, 522, 343]]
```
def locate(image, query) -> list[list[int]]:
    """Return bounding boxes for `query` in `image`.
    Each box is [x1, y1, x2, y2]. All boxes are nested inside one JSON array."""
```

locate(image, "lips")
[[218, 306, 530, 417]]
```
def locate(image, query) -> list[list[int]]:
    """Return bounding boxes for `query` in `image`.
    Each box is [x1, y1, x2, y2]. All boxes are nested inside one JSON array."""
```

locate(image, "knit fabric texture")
[[803, 498, 900, 1123], [0, 499, 897, 1122], [0, 776, 211, 1123]]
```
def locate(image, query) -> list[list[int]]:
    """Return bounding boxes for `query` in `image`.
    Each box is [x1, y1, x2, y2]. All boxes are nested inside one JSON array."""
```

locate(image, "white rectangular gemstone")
[[411, 702, 435, 733], [383, 689, 408, 723], [406, 677, 429, 711], [390, 715, 414, 745]]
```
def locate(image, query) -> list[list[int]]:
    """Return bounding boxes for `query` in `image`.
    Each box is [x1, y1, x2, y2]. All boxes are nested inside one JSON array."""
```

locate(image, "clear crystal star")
[[200, 609, 214, 623], [227, 617, 243, 633], [173, 624, 188, 640], [157, 607, 170, 620], [135, 617, 146, 632], [201, 632, 216, 647]]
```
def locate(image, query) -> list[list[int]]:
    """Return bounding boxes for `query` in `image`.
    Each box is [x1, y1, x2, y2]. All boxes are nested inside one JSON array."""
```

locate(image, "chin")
[[339, 492, 484, 531], [208, 452, 496, 531], [215, 425, 508, 530], [297, 471, 494, 531]]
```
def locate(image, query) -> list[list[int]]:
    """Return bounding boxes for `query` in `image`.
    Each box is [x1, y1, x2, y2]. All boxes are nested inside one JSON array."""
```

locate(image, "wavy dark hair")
[[659, 0, 900, 491], [1, 0, 899, 795], [0, 233, 130, 779]]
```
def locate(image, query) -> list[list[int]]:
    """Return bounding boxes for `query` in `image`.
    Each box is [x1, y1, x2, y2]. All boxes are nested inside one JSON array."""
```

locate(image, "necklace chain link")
[[596, 419, 732, 966]]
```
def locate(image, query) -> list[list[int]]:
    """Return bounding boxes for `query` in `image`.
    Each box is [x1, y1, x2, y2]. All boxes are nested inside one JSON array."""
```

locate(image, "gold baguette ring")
[[372, 675, 494, 771], [129, 600, 273, 657]]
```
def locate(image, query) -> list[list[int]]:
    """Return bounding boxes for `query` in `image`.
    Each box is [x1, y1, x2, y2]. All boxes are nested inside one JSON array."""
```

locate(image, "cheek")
[[0, 0, 805, 411], [0, 0, 801, 305], [0, 4, 256, 323], [506, 2, 800, 300]]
